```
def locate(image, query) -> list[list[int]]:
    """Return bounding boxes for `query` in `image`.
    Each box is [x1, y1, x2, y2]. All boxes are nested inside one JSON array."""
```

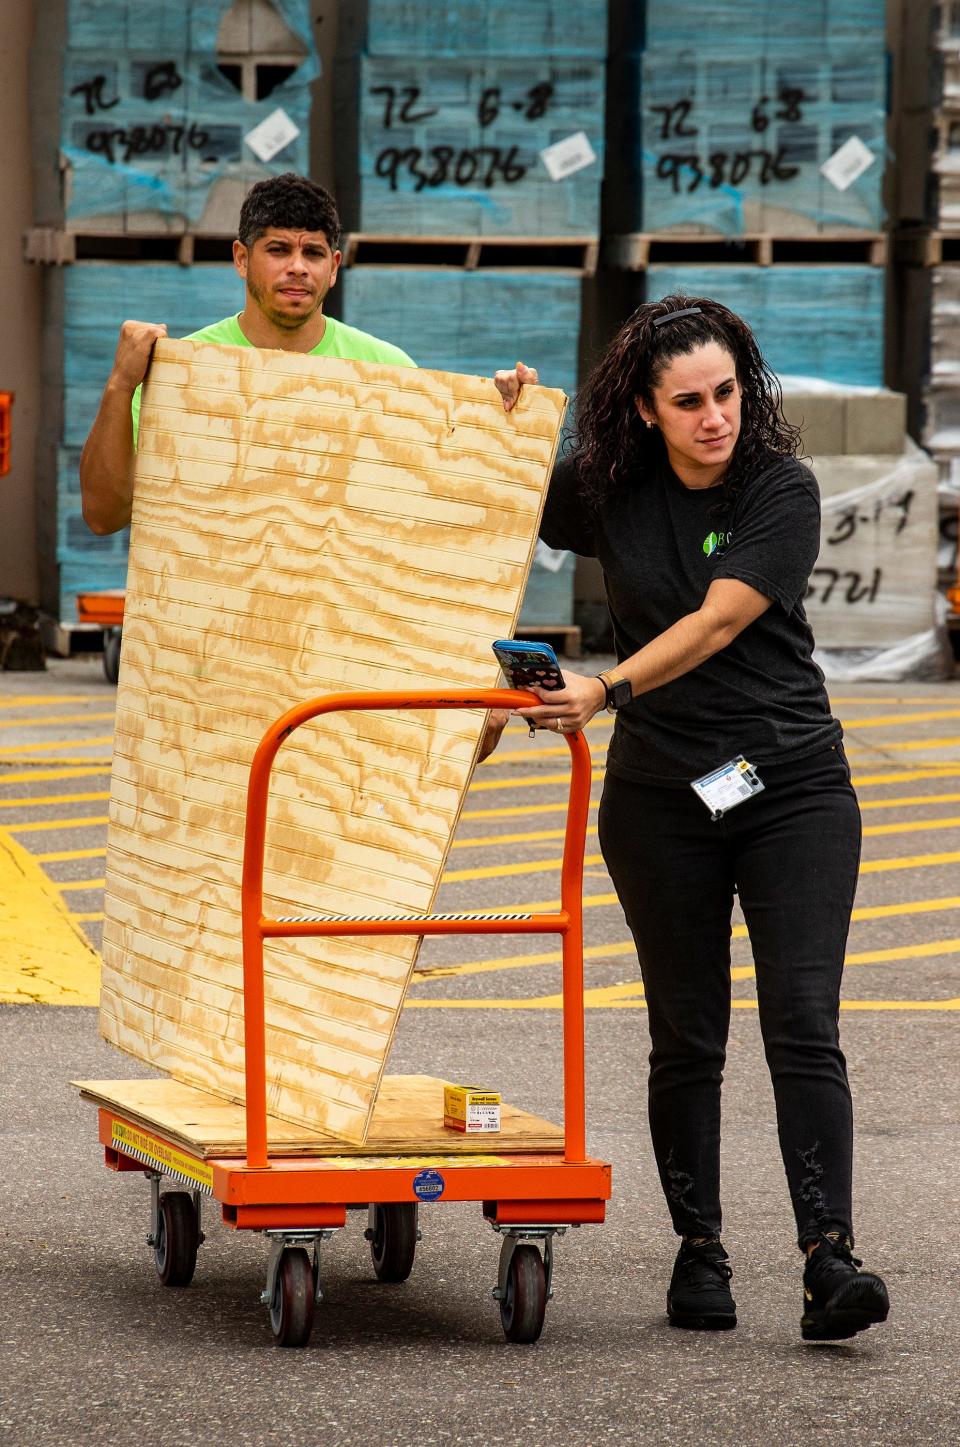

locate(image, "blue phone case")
[[492, 639, 565, 691]]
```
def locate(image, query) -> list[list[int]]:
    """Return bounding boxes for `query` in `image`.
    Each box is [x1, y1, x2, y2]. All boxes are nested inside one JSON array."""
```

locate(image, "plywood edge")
[[72, 1075, 565, 1159]]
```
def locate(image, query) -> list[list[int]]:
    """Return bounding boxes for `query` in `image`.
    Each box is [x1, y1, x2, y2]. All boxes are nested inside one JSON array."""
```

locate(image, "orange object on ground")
[[86, 689, 612, 1345], [76, 589, 126, 627], [0, 392, 13, 477]]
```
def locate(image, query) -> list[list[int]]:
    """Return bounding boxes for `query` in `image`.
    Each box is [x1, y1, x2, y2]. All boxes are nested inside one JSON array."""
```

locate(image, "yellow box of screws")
[[442, 1083, 501, 1134]]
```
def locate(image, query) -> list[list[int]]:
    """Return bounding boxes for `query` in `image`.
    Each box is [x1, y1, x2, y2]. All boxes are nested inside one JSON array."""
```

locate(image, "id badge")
[[690, 755, 764, 821]]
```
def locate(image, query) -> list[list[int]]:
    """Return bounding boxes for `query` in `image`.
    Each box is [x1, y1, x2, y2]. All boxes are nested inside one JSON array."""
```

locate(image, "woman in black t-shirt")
[[494, 296, 889, 1342]]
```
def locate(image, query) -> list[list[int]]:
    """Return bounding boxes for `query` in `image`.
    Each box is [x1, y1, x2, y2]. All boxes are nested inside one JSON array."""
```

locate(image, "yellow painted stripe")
[[859, 791, 960, 811], [69, 912, 103, 923], [862, 815, 960, 837], [0, 766, 111, 784], [414, 896, 960, 982], [0, 827, 101, 1004], [0, 695, 101, 709], [34, 846, 106, 863], [406, 993, 960, 1013], [860, 849, 960, 874], [841, 709, 960, 729], [0, 791, 111, 810], [0, 711, 116, 730], [847, 736, 960, 755], [0, 735, 113, 755], [58, 878, 106, 892], [853, 767, 960, 785], [7, 815, 109, 834], [468, 767, 606, 794]]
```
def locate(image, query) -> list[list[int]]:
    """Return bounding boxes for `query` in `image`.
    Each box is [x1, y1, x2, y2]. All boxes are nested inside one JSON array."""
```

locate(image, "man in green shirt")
[[80, 172, 532, 533]]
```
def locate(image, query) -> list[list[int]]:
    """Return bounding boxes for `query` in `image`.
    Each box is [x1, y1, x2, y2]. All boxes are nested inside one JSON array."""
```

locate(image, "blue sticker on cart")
[[412, 1168, 445, 1201]]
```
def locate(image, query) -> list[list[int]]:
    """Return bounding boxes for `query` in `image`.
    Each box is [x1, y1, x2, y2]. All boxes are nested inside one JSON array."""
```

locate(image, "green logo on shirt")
[[703, 530, 730, 557]]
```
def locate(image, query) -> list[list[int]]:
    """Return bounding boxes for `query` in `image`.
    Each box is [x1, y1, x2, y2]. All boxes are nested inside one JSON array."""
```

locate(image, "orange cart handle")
[[240, 689, 592, 1170]]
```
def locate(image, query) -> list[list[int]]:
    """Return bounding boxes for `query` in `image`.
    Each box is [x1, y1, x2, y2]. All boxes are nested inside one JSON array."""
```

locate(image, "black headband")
[[652, 306, 702, 328]]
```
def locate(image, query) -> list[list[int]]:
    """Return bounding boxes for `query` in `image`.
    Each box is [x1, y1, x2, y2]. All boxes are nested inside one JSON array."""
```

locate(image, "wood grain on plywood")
[[100, 340, 566, 1143]]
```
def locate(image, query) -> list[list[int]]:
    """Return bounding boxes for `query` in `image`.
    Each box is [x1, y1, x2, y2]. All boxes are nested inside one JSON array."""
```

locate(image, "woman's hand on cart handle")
[[512, 673, 608, 734], [494, 361, 539, 412]]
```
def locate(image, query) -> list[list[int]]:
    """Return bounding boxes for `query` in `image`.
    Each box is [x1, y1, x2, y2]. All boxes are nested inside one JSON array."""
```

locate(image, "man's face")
[[233, 227, 342, 329]]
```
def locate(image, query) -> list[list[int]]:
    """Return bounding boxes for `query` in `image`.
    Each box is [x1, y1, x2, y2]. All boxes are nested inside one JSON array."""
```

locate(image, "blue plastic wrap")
[[62, 0, 319, 224], [59, 262, 242, 617], [640, 0, 887, 54], [348, 55, 605, 236], [337, 0, 608, 58], [635, 46, 886, 235], [646, 265, 885, 386]]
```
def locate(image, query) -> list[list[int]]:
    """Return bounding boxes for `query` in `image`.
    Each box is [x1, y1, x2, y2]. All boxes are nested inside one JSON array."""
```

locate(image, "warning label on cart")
[[111, 1119, 214, 1193], [412, 1168, 445, 1201]]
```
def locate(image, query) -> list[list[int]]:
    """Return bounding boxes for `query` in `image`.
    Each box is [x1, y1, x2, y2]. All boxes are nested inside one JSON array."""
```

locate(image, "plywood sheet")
[[74, 1075, 565, 1159], [100, 338, 566, 1143]]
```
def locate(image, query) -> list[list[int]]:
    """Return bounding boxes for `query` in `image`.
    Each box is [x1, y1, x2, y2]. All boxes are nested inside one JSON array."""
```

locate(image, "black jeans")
[[598, 744, 861, 1249]]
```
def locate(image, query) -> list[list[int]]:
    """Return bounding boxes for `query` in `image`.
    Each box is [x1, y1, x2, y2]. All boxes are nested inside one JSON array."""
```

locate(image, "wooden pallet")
[[895, 228, 960, 267], [73, 1075, 566, 1158], [23, 228, 234, 266], [512, 623, 582, 658], [606, 231, 889, 270], [339, 233, 599, 276], [24, 227, 600, 275]]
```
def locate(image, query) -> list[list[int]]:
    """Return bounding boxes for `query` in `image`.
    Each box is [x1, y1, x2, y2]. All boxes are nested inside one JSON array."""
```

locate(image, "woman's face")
[[636, 341, 742, 488]]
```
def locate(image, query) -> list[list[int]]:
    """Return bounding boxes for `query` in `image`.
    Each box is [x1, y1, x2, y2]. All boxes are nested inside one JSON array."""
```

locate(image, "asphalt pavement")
[[2, 655, 960, 1446]]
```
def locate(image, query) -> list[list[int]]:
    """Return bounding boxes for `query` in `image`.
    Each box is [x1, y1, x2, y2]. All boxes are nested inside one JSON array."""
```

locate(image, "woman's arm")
[[518, 577, 774, 730]]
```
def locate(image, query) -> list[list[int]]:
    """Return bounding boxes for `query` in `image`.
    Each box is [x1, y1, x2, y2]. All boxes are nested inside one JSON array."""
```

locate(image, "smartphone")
[[492, 639, 566, 692], [492, 640, 565, 734]]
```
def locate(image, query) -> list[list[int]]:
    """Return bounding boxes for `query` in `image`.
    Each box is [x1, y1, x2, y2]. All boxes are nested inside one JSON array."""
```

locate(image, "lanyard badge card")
[[690, 755, 764, 821]]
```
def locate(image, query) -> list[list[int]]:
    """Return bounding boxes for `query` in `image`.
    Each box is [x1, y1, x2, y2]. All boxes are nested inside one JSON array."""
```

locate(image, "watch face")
[[609, 678, 632, 710]]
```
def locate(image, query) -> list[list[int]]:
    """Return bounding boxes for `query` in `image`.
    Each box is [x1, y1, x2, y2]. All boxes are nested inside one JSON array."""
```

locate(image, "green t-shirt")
[[131, 313, 416, 443]]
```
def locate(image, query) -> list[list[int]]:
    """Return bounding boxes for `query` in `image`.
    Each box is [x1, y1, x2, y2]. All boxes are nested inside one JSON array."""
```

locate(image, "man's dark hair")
[[238, 173, 341, 251]]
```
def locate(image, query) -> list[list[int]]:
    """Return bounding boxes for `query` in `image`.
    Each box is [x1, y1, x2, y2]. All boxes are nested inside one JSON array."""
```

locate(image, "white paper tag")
[[244, 108, 301, 163], [534, 540, 570, 573], [819, 136, 875, 193], [540, 131, 597, 182], [690, 756, 764, 819]]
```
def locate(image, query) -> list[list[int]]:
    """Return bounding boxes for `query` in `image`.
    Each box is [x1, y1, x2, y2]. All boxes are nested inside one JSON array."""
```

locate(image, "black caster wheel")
[[103, 627, 122, 685], [370, 1203, 418, 1283], [500, 1243, 547, 1343], [270, 1248, 315, 1347], [154, 1191, 199, 1288]]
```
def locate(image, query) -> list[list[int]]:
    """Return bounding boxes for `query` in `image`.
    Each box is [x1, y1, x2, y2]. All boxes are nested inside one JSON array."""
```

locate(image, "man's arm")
[[79, 320, 167, 535]]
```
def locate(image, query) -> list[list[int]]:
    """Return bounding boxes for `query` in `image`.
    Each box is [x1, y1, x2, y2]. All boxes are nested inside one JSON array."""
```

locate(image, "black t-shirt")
[[540, 451, 840, 784]]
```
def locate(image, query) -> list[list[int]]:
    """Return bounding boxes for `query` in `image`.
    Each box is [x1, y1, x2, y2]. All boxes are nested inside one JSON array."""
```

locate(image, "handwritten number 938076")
[[371, 81, 554, 191], [650, 88, 808, 194]]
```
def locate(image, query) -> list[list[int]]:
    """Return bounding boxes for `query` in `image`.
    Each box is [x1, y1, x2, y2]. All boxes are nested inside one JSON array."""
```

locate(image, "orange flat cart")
[[75, 588, 126, 682], [82, 689, 612, 1346]]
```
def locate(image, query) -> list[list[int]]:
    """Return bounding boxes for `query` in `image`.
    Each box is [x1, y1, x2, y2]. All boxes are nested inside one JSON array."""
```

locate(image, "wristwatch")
[[597, 669, 632, 712]]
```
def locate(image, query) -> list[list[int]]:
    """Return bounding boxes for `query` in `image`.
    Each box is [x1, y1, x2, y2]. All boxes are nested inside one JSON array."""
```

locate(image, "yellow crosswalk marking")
[[0, 735, 113, 755], [34, 846, 106, 863], [6, 815, 109, 834], [842, 709, 960, 729], [0, 711, 115, 730], [0, 791, 110, 810], [0, 766, 111, 784], [0, 695, 101, 709], [58, 878, 106, 892]]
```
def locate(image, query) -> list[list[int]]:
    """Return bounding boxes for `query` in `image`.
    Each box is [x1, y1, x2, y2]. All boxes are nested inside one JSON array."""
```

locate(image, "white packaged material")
[[807, 442, 951, 679]]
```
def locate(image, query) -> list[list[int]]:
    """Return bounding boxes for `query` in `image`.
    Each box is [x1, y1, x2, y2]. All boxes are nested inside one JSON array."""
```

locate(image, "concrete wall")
[[0, 0, 42, 603]]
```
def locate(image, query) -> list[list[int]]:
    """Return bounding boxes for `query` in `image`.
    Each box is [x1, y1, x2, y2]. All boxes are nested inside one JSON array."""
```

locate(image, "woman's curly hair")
[[572, 294, 802, 509]]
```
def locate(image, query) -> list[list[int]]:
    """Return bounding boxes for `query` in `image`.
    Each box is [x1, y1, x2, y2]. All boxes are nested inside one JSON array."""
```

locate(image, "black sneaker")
[[801, 1232, 890, 1341], [667, 1237, 737, 1330]]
